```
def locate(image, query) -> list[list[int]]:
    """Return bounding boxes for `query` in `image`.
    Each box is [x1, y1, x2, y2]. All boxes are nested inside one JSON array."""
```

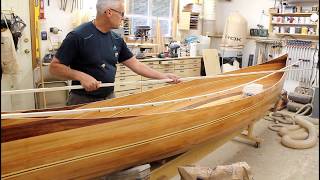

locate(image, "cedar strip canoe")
[[1, 54, 288, 180]]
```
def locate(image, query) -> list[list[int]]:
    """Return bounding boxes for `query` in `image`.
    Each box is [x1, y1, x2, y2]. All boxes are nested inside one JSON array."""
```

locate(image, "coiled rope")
[[265, 104, 319, 149]]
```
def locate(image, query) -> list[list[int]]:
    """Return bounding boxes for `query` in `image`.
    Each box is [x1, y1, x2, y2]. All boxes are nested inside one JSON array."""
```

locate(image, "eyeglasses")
[[108, 8, 125, 17]]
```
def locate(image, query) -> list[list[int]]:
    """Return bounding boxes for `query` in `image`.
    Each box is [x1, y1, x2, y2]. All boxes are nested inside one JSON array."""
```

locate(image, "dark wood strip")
[[1, 116, 136, 143]]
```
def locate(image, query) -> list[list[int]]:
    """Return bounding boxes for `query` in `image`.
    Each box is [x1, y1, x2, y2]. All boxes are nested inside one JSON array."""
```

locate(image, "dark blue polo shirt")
[[55, 22, 133, 98]]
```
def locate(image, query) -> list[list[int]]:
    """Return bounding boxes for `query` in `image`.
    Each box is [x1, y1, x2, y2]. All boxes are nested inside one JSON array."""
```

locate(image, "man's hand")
[[79, 73, 101, 91], [49, 58, 101, 91], [163, 73, 181, 84]]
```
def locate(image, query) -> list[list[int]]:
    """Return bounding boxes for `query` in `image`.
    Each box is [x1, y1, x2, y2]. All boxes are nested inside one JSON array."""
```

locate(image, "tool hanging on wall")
[[1, 11, 26, 50], [71, 0, 83, 12], [255, 40, 283, 64], [60, 0, 67, 11], [285, 40, 318, 88], [59, 0, 82, 12], [71, 0, 75, 13], [39, 0, 45, 19]]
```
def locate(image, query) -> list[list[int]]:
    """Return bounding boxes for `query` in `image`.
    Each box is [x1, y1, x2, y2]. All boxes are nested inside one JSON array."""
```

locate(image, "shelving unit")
[[190, 13, 200, 30], [178, 12, 200, 30], [269, 12, 319, 39], [274, 33, 319, 39], [270, 12, 314, 16], [271, 23, 317, 26]]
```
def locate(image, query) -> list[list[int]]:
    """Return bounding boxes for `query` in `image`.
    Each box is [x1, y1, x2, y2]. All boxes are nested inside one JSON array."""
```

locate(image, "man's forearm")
[[123, 58, 167, 79], [134, 63, 167, 79], [49, 60, 85, 81]]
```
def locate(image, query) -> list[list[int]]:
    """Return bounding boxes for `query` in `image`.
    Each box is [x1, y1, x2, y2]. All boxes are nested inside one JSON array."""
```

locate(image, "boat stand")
[[150, 122, 262, 180], [236, 122, 262, 148]]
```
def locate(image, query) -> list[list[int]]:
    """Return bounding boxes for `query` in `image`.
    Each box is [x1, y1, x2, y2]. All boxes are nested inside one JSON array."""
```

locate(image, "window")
[[125, 0, 172, 37]]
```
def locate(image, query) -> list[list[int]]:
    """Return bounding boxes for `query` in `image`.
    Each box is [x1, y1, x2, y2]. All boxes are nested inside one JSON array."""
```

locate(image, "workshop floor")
[[172, 119, 319, 180]]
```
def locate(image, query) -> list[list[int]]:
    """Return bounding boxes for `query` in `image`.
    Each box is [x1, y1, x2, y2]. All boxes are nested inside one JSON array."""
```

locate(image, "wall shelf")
[[270, 13, 314, 16], [269, 11, 319, 40], [271, 23, 317, 26], [287, 0, 318, 3], [275, 33, 319, 39]]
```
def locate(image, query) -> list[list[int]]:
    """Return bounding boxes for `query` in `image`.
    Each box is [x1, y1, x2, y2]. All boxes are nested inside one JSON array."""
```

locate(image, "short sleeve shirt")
[[55, 22, 133, 98]]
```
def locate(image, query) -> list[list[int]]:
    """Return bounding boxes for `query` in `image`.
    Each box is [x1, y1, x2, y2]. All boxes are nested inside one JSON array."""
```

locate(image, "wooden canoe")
[[1, 54, 288, 180]]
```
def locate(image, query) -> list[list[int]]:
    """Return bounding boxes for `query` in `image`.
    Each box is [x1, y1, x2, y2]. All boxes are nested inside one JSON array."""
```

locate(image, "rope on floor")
[[264, 104, 319, 149]]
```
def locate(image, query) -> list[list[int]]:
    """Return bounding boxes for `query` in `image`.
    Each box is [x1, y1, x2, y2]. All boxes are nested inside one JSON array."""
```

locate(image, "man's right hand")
[[79, 73, 101, 92], [49, 58, 101, 92]]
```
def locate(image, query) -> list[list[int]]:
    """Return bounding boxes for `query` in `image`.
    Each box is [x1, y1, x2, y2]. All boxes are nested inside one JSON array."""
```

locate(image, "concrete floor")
[[172, 119, 319, 180]]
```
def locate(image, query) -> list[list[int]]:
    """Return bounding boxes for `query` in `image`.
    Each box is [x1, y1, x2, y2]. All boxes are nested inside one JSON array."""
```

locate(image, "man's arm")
[[122, 57, 180, 83], [49, 57, 101, 91]]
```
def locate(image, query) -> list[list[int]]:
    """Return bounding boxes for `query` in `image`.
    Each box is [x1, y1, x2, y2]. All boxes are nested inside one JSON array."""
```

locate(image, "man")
[[49, 0, 180, 106]]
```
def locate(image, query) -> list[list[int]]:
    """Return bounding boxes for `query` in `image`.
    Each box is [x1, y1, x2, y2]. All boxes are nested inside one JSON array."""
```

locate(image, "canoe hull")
[[2, 76, 284, 180], [1, 55, 287, 179]]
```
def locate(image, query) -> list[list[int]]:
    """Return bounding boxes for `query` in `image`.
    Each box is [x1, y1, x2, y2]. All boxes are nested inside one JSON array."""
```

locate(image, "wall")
[[214, 0, 274, 35], [209, 0, 275, 67], [39, 0, 97, 59]]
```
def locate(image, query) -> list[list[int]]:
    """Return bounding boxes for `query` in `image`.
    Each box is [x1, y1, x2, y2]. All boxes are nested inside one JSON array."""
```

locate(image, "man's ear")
[[105, 9, 112, 17]]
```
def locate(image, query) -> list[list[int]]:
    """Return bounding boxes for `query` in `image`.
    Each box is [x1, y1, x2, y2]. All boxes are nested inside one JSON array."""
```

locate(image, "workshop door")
[[1, 0, 35, 111]]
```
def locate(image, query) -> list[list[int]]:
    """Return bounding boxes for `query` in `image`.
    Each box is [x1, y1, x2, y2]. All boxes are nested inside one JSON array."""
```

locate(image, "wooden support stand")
[[150, 122, 262, 179], [237, 122, 263, 148]]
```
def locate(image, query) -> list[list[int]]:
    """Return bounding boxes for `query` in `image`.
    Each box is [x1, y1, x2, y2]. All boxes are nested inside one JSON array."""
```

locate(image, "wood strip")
[[2, 87, 281, 179], [1, 116, 135, 143]]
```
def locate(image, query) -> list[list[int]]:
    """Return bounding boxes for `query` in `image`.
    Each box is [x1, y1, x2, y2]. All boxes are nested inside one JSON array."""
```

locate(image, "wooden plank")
[[171, 0, 179, 39], [202, 49, 221, 76]]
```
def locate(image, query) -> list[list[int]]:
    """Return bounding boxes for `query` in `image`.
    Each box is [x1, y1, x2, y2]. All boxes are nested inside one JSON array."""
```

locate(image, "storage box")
[[269, 8, 278, 14]]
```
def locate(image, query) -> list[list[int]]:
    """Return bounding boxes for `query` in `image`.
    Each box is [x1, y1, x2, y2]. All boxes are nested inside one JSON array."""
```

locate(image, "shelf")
[[271, 23, 317, 26], [270, 13, 314, 16], [287, 0, 318, 3], [275, 33, 319, 39]]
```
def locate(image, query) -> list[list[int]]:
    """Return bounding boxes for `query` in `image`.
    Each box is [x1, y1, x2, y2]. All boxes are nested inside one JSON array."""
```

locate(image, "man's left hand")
[[163, 73, 181, 84]]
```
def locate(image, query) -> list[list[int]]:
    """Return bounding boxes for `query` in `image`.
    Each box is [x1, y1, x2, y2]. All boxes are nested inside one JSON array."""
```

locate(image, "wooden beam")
[[29, 0, 37, 69], [171, 0, 179, 39]]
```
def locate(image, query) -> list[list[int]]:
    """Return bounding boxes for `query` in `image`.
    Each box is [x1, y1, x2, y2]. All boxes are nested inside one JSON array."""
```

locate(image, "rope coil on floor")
[[265, 103, 319, 149]]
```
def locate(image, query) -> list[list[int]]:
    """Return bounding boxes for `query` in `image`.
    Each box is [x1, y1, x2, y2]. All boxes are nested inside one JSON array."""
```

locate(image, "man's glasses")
[[108, 8, 125, 17]]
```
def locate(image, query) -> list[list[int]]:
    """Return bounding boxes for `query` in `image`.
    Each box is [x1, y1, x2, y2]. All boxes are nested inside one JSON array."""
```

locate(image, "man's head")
[[96, 0, 124, 29]]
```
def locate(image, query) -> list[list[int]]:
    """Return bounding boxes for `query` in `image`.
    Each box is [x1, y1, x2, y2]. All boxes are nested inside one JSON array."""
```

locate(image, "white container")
[[289, 27, 295, 34], [189, 42, 197, 57], [305, 17, 311, 24], [297, 17, 304, 24]]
